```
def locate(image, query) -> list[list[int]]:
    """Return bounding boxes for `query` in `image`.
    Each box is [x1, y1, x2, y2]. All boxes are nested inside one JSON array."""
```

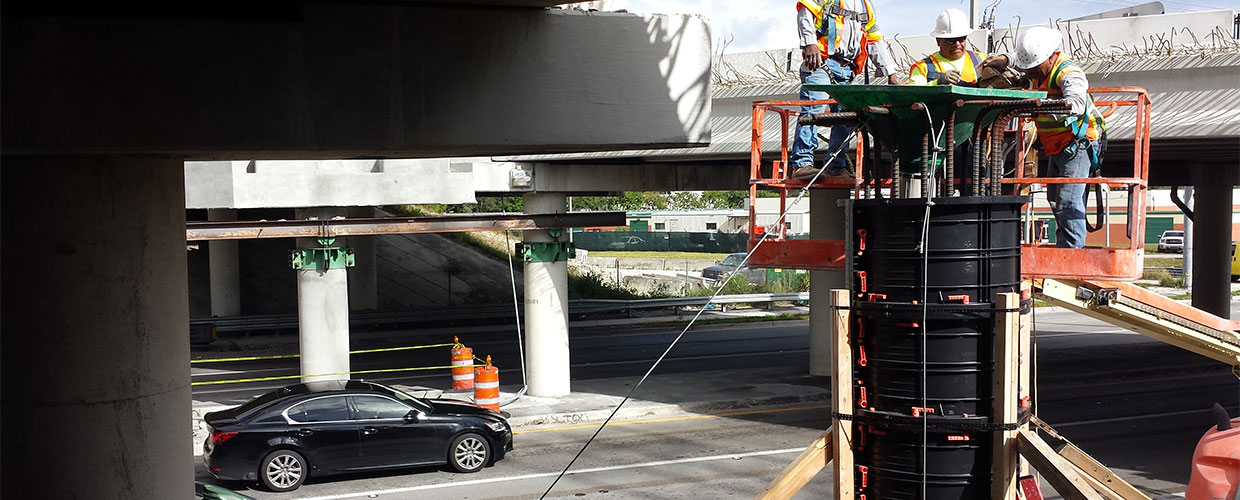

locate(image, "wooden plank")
[[754, 429, 834, 500], [1029, 417, 1151, 500], [993, 292, 1021, 500], [1019, 280, 1034, 478], [1017, 428, 1105, 500], [830, 289, 854, 500]]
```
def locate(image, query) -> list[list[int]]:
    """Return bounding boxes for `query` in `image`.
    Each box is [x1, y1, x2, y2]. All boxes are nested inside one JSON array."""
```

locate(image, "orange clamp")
[[858, 465, 869, 488], [945, 294, 970, 304], [897, 321, 920, 328], [912, 407, 935, 417], [856, 270, 867, 292], [857, 346, 868, 367], [856, 229, 867, 255], [858, 385, 868, 407], [867, 293, 887, 302]]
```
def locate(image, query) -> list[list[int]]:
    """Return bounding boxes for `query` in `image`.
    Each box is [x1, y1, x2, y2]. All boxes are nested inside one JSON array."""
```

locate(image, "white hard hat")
[[930, 8, 971, 39], [1012, 27, 1062, 70]]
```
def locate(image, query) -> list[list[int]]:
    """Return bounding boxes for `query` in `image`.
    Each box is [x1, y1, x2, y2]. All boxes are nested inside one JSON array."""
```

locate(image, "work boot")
[[792, 165, 821, 180]]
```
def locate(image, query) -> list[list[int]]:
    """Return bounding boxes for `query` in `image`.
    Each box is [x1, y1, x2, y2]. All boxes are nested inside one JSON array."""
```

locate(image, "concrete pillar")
[[809, 189, 849, 376], [1182, 187, 1193, 288], [1, 156, 191, 498], [1189, 173, 1232, 319], [523, 193, 571, 397], [346, 206, 379, 311], [295, 207, 351, 382], [208, 208, 242, 316]]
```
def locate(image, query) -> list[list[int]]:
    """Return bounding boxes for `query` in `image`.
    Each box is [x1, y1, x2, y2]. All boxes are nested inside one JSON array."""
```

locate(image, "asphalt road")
[[194, 302, 1240, 499]]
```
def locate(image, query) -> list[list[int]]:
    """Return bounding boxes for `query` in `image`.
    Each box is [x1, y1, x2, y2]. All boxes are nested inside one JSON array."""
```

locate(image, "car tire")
[[259, 449, 307, 492], [448, 433, 491, 473]]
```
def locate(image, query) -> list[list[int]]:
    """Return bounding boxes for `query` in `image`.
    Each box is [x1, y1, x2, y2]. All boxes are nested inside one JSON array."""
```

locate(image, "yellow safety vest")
[[796, 0, 881, 72], [908, 50, 986, 86], [1033, 52, 1106, 155]]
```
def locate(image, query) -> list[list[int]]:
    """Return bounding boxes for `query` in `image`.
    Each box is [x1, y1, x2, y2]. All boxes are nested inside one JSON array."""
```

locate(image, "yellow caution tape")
[[190, 363, 482, 386], [190, 342, 456, 364]]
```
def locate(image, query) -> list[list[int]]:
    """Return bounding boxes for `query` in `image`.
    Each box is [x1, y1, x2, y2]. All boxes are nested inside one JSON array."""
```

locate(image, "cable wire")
[[537, 122, 862, 500], [500, 212, 529, 406]]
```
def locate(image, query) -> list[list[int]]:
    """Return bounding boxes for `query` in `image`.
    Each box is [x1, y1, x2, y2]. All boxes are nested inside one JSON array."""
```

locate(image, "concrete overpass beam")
[[295, 208, 352, 382], [809, 189, 848, 376], [523, 193, 571, 397], [1, 156, 191, 498], [1189, 167, 1232, 319], [208, 208, 242, 317], [4, 7, 710, 158]]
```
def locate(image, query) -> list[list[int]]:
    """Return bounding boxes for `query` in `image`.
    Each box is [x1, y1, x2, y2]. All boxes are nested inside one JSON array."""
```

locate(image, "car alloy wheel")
[[449, 433, 490, 473], [260, 449, 306, 492]]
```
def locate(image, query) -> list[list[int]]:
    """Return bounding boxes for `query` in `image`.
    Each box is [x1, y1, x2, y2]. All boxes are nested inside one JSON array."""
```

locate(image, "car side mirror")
[[404, 410, 422, 423]]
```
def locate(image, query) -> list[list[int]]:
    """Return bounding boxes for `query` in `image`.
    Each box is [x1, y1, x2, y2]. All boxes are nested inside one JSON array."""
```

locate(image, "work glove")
[[936, 70, 962, 85]]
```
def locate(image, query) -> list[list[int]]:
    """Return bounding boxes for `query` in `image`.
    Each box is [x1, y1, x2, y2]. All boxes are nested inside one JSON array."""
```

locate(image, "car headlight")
[[485, 421, 507, 432]]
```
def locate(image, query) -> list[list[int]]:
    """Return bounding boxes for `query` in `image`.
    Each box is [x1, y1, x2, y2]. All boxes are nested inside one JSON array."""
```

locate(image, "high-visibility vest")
[[910, 50, 985, 86], [796, 0, 881, 72], [1033, 52, 1106, 155]]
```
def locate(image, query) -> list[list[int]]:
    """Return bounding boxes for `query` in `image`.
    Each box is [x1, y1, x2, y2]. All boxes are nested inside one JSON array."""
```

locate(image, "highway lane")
[[193, 304, 1239, 497]]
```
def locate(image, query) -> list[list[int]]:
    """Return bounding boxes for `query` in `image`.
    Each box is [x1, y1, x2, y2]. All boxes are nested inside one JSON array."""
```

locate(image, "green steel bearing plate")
[[802, 85, 1047, 171]]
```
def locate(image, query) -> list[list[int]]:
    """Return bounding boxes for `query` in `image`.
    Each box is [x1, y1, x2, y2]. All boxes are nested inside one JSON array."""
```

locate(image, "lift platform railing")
[[1013, 87, 1153, 281], [745, 86, 1153, 281], [746, 98, 862, 271]]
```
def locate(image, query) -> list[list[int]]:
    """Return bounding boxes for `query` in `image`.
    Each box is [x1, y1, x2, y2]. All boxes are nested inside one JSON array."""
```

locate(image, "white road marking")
[[295, 448, 803, 500], [1054, 405, 1240, 428]]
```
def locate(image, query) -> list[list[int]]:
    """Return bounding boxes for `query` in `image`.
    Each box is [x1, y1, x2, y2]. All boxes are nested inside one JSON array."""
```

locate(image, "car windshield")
[[720, 254, 745, 267], [378, 384, 433, 413], [1164, 231, 1183, 238]]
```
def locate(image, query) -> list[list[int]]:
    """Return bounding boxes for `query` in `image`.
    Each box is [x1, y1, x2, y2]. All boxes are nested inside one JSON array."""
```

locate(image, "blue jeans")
[[791, 59, 855, 173], [1047, 139, 1097, 249]]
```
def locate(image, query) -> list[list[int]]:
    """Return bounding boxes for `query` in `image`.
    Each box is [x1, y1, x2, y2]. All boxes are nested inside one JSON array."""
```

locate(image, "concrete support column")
[[809, 189, 848, 376], [523, 193, 571, 397], [1, 156, 191, 498], [347, 206, 379, 311], [208, 208, 242, 316], [295, 207, 351, 382], [1189, 172, 1232, 319]]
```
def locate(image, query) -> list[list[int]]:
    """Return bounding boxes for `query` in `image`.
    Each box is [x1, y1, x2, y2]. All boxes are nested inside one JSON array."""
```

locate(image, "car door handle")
[[361, 427, 378, 435], [294, 429, 314, 437]]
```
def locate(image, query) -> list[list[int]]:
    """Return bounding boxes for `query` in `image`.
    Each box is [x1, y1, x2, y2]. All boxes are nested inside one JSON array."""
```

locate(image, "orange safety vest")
[[796, 0, 881, 72], [1032, 52, 1106, 155], [910, 50, 985, 86]]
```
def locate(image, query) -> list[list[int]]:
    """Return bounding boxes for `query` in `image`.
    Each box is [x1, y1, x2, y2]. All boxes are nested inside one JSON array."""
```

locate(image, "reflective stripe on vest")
[[1034, 53, 1106, 155], [922, 50, 984, 86]]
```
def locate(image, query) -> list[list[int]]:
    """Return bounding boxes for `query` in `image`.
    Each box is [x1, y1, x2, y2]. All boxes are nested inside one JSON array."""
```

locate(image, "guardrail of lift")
[[190, 293, 811, 332]]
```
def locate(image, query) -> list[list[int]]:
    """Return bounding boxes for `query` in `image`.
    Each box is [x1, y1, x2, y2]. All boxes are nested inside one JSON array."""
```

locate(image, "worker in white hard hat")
[[791, 0, 902, 181], [982, 26, 1107, 249], [906, 8, 987, 86]]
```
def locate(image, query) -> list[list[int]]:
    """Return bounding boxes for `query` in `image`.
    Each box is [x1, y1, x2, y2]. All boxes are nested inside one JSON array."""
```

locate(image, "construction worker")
[[906, 9, 987, 86], [791, 0, 901, 181], [982, 26, 1106, 249]]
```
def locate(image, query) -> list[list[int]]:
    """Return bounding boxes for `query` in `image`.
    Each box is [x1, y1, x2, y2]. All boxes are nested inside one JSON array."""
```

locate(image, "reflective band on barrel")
[[474, 381, 499, 389]]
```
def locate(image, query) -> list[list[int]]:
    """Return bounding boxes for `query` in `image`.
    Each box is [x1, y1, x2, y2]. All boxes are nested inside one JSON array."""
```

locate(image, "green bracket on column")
[[290, 237, 356, 271], [516, 241, 576, 262]]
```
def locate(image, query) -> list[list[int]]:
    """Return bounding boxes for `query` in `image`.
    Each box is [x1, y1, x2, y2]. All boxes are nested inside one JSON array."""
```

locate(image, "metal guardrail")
[[190, 293, 810, 333]]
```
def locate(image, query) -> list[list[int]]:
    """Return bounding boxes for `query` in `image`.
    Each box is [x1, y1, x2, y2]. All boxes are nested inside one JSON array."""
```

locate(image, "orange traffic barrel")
[[474, 356, 500, 412], [451, 337, 474, 390]]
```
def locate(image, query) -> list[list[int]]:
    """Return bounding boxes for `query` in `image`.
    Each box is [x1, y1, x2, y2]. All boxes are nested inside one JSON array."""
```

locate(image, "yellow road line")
[[190, 343, 455, 364], [513, 404, 830, 434], [190, 364, 472, 386]]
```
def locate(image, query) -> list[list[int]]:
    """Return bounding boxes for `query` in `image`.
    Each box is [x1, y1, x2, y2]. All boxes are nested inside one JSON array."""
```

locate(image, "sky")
[[602, 0, 1238, 53]]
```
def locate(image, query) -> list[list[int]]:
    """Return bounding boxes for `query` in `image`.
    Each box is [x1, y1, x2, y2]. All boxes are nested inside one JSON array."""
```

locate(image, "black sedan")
[[203, 380, 512, 492]]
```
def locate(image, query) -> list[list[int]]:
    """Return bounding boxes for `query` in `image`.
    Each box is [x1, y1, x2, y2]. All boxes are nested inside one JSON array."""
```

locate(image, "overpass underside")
[[0, 3, 711, 498]]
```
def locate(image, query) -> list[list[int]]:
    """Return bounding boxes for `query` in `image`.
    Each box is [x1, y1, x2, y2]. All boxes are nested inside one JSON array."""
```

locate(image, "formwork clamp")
[[515, 229, 576, 262], [290, 237, 355, 271]]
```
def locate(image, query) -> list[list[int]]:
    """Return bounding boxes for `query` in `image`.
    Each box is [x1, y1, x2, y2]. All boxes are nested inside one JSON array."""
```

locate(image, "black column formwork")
[[847, 196, 1030, 500]]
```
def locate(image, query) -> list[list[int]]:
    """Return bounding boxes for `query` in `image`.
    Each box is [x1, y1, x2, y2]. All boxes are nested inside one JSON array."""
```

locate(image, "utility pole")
[[970, 0, 980, 28], [1183, 187, 1194, 288]]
